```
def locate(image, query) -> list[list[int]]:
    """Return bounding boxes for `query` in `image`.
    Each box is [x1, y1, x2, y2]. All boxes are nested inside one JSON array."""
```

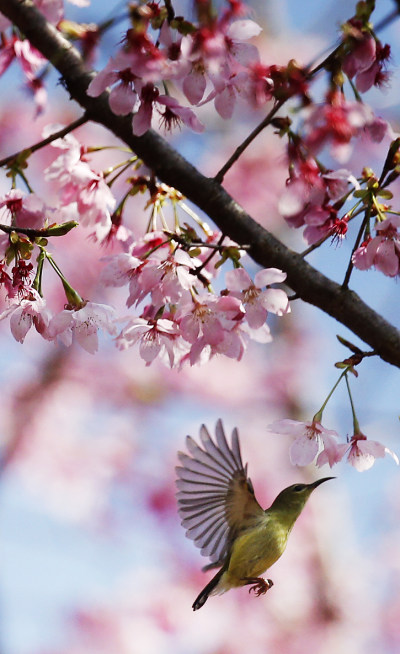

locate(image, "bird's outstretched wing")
[[176, 419, 264, 567]]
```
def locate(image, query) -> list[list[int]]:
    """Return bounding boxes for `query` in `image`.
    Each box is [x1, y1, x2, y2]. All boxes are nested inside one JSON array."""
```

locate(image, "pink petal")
[[374, 240, 399, 277], [47, 310, 73, 337], [356, 62, 379, 93], [225, 267, 252, 291], [109, 84, 137, 115], [290, 435, 319, 466], [227, 20, 262, 41], [267, 419, 310, 437], [254, 268, 286, 287], [87, 69, 118, 97], [316, 434, 347, 468], [74, 328, 98, 354], [215, 86, 236, 119], [132, 102, 152, 136], [139, 334, 161, 363], [202, 316, 224, 345], [259, 288, 290, 315], [230, 42, 259, 67], [10, 308, 32, 343], [278, 181, 307, 218], [183, 71, 206, 105], [245, 302, 267, 329]]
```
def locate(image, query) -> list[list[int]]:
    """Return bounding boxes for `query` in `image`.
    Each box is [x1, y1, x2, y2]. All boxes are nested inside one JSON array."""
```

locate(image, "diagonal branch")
[[1, 0, 400, 368]]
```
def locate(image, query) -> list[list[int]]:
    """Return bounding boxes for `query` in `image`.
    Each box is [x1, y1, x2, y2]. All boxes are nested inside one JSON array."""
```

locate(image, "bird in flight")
[[176, 420, 334, 610]]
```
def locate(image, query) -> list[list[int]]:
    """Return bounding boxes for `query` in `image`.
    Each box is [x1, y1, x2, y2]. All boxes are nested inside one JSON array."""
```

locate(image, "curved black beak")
[[309, 476, 335, 489]]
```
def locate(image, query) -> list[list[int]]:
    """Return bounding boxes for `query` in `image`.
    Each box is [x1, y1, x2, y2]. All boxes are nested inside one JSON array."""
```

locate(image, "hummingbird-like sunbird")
[[176, 420, 334, 611]]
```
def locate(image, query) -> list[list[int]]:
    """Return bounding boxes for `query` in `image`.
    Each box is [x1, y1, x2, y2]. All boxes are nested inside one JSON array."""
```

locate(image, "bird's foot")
[[244, 577, 274, 597]]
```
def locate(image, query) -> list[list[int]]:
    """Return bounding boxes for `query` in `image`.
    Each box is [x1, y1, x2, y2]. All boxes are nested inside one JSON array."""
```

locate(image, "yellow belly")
[[217, 521, 289, 591]]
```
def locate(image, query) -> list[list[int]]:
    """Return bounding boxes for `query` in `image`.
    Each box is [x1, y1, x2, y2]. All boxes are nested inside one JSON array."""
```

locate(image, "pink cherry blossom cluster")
[[0, 0, 91, 112], [267, 418, 398, 472], [102, 233, 290, 366], [86, 1, 269, 134], [0, 163, 290, 358], [43, 125, 116, 241], [279, 155, 360, 246], [278, 86, 393, 247], [271, 4, 396, 262], [342, 20, 391, 93], [0, 180, 117, 352]]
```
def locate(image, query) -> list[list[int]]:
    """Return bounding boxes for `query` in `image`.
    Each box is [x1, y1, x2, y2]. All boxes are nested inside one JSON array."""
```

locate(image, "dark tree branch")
[[1, 0, 400, 368]]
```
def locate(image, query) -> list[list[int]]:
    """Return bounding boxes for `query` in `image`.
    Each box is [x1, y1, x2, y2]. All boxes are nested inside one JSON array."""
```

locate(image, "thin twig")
[[214, 99, 285, 183], [341, 212, 370, 290], [195, 232, 225, 275], [0, 113, 89, 169]]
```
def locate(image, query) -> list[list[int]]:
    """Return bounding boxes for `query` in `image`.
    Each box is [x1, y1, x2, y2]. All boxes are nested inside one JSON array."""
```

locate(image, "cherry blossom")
[[0, 189, 46, 230], [178, 293, 242, 345], [302, 90, 385, 160], [116, 317, 183, 367], [342, 31, 390, 93], [0, 291, 50, 343], [132, 84, 204, 136], [136, 248, 198, 310], [87, 51, 140, 116], [279, 163, 360, 243], [44, 127, 115, 238], [352, 216, 400, 277], [100, 253, 143, 288], [177, 294, 247, 365], [0, 35, 46, 79], [181, 17, 263, 117], [47, 302, 117, 354], [267, 418, 342, 467], [346, 433, 399, 472], [225, 267, 289, 328]]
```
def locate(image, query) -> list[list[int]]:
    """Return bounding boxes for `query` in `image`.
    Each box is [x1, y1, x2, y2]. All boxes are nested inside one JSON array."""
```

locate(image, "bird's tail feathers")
[[192, 568, 225, 611]]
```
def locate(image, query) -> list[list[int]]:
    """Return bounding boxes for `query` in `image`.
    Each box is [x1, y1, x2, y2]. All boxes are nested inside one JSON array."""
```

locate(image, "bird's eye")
[[292, 484, 304, 492]]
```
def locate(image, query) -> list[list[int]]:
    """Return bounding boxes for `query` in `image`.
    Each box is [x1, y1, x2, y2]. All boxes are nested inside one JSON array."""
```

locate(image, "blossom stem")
[[159, 206, 170, 231], [179, 202, 213, 236], [371, 193, 386, 222], [31, 249, 45, 296], [344, 373, 361, 434], [16, 168, 34, 194], [342, 207, 371, 289], [214, 98, 286, 183], [172, 201, 181, 235], [313, 368, 349, 423], [348, 78, 362, 102], [194, 232, 225, 276], [104, 157, 137, 186], [39, 247, 84, 307]]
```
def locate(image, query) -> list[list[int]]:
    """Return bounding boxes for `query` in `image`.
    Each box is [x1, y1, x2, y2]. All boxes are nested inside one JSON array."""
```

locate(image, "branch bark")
[[2, 0, 400, 368]]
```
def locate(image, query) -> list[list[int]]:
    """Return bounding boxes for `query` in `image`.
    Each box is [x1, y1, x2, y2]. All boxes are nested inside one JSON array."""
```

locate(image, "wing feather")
[[176, 420, 264, 565], [177, 452, 231, 483]]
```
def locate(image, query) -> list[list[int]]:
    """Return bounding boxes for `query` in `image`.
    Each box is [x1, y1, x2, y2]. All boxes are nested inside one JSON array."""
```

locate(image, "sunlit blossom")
[[225, 267, 290, 328], [267, 418, 341, 467], [47, 302, 117, 354], [346, 432, 399, 472]]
